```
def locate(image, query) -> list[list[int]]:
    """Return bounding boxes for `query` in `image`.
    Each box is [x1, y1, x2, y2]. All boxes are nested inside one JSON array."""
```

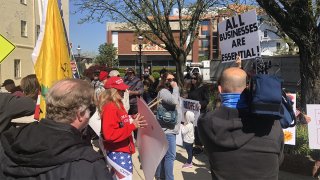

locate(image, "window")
[[21, 21, 27, 37], [201, 40, 209, 48], [36, 25, 40, 40], [264, 31, 268, 38], [14, 59, 21, 78], [20, 0, 27, 5], [276, 42, 281, 50]]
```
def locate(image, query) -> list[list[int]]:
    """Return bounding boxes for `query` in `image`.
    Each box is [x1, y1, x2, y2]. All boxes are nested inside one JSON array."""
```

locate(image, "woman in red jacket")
[[98, 76, 147, 180]]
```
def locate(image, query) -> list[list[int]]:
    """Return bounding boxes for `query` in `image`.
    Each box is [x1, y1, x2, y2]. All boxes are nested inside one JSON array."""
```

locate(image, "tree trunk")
[[299, 43, 320, 110], [175, 53, 186, 88]]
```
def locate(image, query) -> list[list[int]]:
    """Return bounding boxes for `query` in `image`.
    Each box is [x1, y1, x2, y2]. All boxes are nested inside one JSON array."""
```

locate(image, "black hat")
[[2, 79, 14, 87]]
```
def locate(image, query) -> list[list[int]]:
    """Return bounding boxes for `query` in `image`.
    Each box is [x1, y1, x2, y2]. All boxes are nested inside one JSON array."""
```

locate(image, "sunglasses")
[[191, 77, 197, 80], [166, 78, 176, 82]]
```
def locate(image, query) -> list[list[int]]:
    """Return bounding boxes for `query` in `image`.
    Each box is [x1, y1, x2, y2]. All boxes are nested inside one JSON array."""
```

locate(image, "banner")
[[307, 104, 320, 149], [283, 93, 296, 145], [32, 0, 72, 119], [218, 9, 260, 62], [137, 98, 168, 180]]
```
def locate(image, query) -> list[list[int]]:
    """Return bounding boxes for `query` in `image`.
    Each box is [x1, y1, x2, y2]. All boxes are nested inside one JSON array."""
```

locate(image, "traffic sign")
[[0, 34, 15, 63]]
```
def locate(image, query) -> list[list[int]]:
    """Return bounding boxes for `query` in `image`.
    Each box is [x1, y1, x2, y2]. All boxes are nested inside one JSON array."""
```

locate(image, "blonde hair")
[[98, 88, 122, 113]]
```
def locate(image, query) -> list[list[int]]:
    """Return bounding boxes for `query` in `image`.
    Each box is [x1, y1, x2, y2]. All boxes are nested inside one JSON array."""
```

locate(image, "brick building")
[[106, 15, 221, 68]]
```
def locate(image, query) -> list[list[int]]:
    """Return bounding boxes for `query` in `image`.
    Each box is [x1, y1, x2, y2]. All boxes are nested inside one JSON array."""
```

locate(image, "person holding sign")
[[188, 74, 209, 155], [198, 67, 284, 179], [98, 76, 147, 180]]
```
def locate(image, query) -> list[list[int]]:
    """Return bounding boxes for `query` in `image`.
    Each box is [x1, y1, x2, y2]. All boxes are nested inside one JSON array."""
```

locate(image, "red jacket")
[[101, 102, 136, 154]]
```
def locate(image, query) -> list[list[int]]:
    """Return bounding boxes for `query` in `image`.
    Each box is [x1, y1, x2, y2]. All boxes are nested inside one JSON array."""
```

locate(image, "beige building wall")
[[0, 0, 69, 90]]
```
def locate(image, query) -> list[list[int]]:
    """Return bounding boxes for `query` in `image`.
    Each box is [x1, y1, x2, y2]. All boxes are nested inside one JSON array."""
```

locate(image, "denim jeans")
[[155, 134, 176, 180], [183, 142, 193, 164]]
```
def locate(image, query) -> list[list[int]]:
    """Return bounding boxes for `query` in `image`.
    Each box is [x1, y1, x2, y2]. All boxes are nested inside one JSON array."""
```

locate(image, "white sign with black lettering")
[[218, 9, 260, 62]]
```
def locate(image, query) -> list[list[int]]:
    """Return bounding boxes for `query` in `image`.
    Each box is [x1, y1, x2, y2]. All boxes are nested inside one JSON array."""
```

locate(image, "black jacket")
[[188, 85, 210, 113], [0, 119, 112, 180], [198, 106, 284, 180], [0, 93, 35, 134]]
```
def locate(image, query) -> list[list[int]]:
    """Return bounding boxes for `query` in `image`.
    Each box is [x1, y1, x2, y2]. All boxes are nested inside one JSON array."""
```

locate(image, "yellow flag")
[[32, 0, 72, 119]]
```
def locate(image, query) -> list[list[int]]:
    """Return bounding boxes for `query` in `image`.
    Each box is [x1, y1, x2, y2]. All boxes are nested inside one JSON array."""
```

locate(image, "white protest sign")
[[307, 104, 320, 149], [283, 93, 296, 145], [137, 98, 168, 180], [180, 98, 201, 126], [218, 9, 260, 62]]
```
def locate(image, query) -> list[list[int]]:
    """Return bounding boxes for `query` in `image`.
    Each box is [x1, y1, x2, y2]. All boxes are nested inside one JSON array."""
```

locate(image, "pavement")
[[132, 145, 315, 180]]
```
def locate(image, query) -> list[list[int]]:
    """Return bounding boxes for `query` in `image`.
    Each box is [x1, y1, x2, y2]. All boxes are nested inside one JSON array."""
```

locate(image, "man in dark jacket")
[[198, 67, 284, 180], [0, 93, 35, 134], [0, 79, 112, 180]]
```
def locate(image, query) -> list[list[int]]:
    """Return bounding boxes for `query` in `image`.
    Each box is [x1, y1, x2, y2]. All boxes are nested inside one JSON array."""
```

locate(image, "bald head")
[[219, 67, 247, 93]]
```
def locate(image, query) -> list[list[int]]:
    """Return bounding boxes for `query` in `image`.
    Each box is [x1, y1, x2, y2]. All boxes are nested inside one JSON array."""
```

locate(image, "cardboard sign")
[[218, 9, 260, 62]]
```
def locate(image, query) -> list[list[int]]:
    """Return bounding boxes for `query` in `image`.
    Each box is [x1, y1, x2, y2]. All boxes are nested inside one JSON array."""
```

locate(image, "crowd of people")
[[0, 62, 313, 180]]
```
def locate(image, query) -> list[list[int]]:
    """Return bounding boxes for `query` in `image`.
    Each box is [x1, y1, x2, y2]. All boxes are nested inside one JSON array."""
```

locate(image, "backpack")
[[249, 74, 296, 128]]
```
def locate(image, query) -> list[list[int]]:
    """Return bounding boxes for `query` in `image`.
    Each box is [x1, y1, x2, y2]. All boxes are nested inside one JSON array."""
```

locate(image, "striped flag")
[[32, 0, 72, 119]]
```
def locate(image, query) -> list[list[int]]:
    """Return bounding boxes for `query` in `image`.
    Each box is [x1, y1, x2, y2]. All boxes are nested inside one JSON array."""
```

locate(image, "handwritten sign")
[[218, 9, 260, 62]]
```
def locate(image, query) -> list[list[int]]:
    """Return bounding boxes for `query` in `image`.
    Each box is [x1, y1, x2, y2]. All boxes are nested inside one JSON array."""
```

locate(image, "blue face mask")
[[220, 93, 248, 109]]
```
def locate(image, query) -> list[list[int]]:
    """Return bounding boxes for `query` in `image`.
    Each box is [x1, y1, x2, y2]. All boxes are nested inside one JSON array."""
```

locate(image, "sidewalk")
[[132, 145, 315, 180]]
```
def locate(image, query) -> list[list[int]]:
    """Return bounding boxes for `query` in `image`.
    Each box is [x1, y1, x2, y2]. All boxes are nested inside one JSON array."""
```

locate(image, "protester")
[[109, 70, 130, 112], [109, 70, 120, 77], [124, 67, 144, 115], [0, 79, 112, 180], [1, 79, 23, 96], [94, 70, 109, 100], [188, 74, 209, 155], [198, 67, 284, 179], [99, 76, 147, 180], [142, 68, 155, 103], [91, 69, 102, 89], [181, 111, 195, 169], [20, 74, 40, 102], [155, 72, 182, 180], [0, 93, 35, 134]]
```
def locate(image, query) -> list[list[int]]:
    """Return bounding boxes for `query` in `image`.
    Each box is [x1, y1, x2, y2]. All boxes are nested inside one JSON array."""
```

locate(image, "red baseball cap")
[[104, 76, 129, 90], [99, 71, 108, 81]]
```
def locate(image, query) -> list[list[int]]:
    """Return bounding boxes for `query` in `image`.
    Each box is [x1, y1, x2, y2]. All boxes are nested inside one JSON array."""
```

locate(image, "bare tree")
[[256, 0, 320, 109], [73, 0, 217, 85]]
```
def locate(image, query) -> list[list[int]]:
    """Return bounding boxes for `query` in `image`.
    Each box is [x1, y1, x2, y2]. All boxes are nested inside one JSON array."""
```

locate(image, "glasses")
[[191, 77, 197, 80], [166, 78, 175, 82]]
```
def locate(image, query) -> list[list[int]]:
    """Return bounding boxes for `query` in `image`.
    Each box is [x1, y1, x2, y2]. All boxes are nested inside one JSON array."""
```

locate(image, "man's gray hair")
[[46, 79, 94, 124]]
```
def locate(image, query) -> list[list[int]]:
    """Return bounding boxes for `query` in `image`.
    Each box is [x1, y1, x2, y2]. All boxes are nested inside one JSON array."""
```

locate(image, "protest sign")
[[283, 93, 296, 145], [218, 9, 260, 62], [307, 104, 320, 149], [88, 110, 101, 136], [180, 98, 201, 126], [137, 98, 168, 180]]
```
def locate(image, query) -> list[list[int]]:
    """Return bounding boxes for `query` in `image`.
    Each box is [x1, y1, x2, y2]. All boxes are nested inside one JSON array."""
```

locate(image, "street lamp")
[[76, 45, 81, 62], [137, 36, 144, 79]]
